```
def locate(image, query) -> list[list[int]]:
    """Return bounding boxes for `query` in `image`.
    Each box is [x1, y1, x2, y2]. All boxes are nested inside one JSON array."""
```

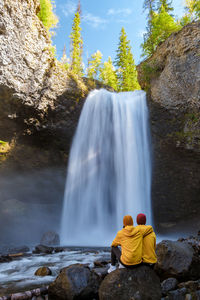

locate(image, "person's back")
[[108, 215, 143, 272], [111, 224, 143, 265], [136, 214, 157, 264]]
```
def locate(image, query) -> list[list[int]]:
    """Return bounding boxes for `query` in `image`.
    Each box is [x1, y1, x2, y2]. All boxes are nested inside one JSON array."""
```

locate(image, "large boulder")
[[48, 264, 101, 300], [99, 266, 161, 300], [40, 231, 60, 246], [155, 240, 200, 280]]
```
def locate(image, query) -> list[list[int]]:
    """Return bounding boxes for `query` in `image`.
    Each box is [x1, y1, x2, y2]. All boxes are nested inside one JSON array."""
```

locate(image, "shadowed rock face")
[[137, 22, 200, 233], [0, 0, 112, 244]]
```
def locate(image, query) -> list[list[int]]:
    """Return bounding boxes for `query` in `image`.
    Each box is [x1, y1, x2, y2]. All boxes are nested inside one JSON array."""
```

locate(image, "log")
[[0, 286, 48, 300]]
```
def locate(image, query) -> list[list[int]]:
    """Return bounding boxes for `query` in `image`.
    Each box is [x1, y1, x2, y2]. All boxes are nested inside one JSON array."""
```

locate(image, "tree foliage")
[[70, 11, 83, 76], [185, 0, 200, 20], [115, 28, 140, 91], [37, 0, 58, 36], [157, 0, 173, 13], [99, 57, 118, 90], [141, 3, 181, 57], [87, 50, 103, 79]]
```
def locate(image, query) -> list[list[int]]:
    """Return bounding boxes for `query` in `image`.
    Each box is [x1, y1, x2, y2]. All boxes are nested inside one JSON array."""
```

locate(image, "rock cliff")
[[0, 0, 101, 243], [137, 21, 200, 232]]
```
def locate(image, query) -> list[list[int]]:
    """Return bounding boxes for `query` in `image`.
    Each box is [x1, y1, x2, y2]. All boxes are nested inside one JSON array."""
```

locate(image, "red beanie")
[[123, 215, 133, 227], [137, 213, 146, 225]]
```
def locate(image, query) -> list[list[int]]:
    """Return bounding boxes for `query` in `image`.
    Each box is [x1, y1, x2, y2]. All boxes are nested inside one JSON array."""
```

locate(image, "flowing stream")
[[61, 89, 152, 246]]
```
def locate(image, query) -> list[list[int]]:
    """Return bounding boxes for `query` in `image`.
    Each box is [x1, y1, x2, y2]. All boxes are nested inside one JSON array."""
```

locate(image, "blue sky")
[[52, 0, 185, 66]]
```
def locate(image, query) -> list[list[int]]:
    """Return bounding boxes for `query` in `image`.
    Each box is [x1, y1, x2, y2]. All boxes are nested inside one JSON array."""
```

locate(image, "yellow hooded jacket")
[[111, 225, 152, 265], [136, 225, 157, 264]]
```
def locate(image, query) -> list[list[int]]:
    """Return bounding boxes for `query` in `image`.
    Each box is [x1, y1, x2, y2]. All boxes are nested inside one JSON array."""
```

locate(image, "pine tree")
[[185, 0, 200, 20], [37, 0, 58, 36], [70, 11, 83, 76], [87, 50, 103, 80], [60, 45, 70, 70], [141, 4, 181, 57], [99, 57, 118, 90], [115, 28, 140, 91], [157, 0, 174, 14]]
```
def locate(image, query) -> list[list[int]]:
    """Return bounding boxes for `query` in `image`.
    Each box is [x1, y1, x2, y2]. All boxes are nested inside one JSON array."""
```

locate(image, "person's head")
[[136, 213, 146, 225], [123, 215, 133, 227]]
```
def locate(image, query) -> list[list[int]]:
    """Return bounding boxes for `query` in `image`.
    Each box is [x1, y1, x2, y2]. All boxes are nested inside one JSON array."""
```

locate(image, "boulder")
[[161, 278, 178, 296], [48, 264, 101, 300], [99, 265, 161, 300], [34, 266, 52, 276], [40, 231, 60, 246], [155, 240, 200, 280], [33, 244, 54, 254]]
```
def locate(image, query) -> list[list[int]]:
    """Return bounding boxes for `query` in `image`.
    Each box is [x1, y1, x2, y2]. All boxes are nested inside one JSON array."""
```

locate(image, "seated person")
[[136, 213, 157, 266], [108, 215, 147, 273]]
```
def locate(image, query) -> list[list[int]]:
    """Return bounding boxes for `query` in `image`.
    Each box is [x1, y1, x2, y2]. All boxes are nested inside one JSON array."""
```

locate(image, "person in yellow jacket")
[[136, 213, 157, 266], [108, 215, 153, 273]]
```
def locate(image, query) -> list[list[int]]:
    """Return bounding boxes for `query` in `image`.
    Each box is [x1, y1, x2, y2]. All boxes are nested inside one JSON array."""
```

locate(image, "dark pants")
[[111, 247, 154, 269], [111, 246, 121, 266]]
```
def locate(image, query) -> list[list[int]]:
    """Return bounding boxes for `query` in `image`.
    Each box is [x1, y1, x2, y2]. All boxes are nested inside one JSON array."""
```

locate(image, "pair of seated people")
[[108, 213, 157, 273]]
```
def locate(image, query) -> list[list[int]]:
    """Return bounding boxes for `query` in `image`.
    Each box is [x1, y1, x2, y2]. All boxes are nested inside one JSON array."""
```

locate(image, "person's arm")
[[111, 231, 121, 247]]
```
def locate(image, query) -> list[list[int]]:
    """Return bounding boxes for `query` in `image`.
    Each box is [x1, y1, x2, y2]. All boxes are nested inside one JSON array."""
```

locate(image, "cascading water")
[[60, 89, 152, 246]]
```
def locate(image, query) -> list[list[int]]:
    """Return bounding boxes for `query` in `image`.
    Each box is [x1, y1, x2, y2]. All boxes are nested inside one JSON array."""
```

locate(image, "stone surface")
[[40, 231, 60, 246], [34, 266, 52, 276], [33, 245, 54, 254], [161, 278, 178, 295], [48, 264, 101, 300], [99, 266, 161, 300], [137, 22, 200, 231], [155, 240, 200, 280]]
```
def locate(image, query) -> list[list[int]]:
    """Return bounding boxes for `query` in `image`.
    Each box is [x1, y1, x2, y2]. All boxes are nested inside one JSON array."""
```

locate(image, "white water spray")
[[60, 89, 152, 246]]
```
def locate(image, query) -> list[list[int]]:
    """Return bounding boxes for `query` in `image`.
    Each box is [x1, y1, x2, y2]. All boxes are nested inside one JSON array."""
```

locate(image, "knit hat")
[[123, 215, 133, 227], [137, 213, 146, 225]]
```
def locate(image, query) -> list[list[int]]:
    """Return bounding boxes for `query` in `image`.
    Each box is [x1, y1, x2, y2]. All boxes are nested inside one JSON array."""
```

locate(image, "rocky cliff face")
[[137, 21, 200, 233], [0, 0, 99, 244]]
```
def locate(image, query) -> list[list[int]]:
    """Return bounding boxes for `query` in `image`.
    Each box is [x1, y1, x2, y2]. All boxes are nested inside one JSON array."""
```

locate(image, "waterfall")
[[60, 89, 152, 246]]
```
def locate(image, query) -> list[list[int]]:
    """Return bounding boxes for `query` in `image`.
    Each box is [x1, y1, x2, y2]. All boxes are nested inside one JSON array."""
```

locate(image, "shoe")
[[119, 262, 125, 269], [107, 264, 117, 273]]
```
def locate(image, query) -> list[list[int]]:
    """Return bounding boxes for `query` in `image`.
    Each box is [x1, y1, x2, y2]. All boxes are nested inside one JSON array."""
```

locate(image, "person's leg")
[[111, 246, 121, 265], [108, 246, 121, 273]]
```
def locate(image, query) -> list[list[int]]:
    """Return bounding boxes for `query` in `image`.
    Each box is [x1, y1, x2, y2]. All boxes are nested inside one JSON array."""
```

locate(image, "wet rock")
[[93, 266, 108, 280], [48, 263, 101, 300], [94, 260, 109, 267], [40, 231, 60, 246], [34, 266, 52, 276], [168, 287, 187, 300], [155, 240, 200, 280], [0, 255, 12, 263], [33, 245, 54, 254], [161, 278, 178, 295], [99, 265, 161, 300]]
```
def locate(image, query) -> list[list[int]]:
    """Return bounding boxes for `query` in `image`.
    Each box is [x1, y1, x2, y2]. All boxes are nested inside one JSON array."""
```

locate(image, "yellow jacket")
[[111, 225, 153, 265], [136, 225, 157, 264]]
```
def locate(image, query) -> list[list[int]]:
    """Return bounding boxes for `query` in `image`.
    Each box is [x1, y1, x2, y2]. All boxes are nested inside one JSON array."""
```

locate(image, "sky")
[[52, 0, 185, 66]]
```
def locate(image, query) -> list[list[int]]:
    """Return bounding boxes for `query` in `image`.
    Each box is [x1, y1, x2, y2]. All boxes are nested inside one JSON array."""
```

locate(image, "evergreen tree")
[[87, 50, 103, 80], [141, 5, 181, 57], [115, 28, 140, 91], [142, 0, 157, 57], [157, 0, 174, 14], [37, 0, 58, 36], [70, 11, 83, 76], [60, 45, 70, 70], [185, 0, 200, 20], [99, 57, 118, 90]]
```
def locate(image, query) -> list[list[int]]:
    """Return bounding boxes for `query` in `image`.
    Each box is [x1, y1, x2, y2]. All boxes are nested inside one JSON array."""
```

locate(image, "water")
[[0, 248, 110, 295], [61, 89, 152, 246]]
